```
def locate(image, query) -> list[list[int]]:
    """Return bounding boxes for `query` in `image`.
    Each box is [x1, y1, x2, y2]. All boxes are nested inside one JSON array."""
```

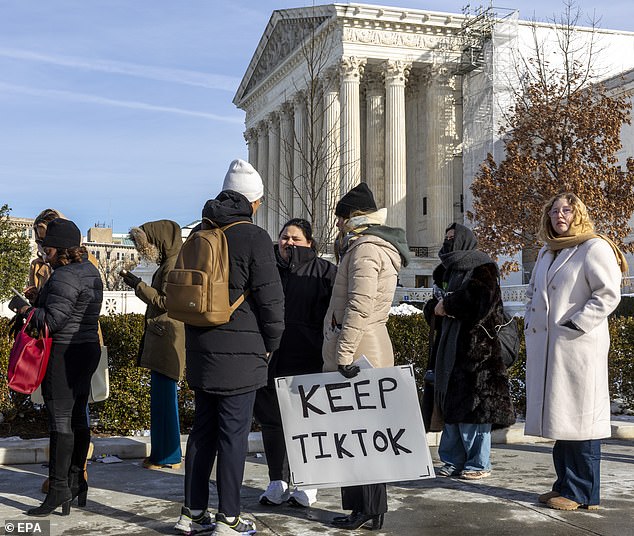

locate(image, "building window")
[[423, 197, 427, 215], [95, 251, 100, 260]]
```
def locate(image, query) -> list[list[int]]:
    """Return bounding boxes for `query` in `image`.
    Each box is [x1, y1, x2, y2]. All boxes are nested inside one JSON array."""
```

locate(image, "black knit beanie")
[[42, 218, 81, 249], [335, 182, 377, 218]]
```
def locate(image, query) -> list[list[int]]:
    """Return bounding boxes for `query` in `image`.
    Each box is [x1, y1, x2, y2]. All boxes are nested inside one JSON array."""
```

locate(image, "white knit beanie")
[[222, 158, 264, 202]]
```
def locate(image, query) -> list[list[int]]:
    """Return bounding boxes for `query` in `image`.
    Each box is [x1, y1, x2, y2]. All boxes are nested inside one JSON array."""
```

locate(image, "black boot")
[[331, 511, 384, 530], [68, 465, 88, 507], [27, 432, 74, 517], [69, 428, 91, 506]]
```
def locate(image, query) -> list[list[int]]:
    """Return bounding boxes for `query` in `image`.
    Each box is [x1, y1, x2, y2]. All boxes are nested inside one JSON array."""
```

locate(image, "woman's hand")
[[434, 299, 446, 317]]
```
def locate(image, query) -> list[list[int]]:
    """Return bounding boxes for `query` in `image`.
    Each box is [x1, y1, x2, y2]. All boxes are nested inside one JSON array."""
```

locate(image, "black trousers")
[[253, 385, 289, 482], [42, 342, 100, 433], [341, 484, 388, 515], [184, 389, 256, 516]]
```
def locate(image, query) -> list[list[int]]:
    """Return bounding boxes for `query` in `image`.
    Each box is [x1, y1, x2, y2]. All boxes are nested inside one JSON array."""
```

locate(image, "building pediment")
[[233, 6, 335, 106]]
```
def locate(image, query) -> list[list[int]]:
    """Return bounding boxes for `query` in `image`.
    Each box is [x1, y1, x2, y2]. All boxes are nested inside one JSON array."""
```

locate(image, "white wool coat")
[[322, 234, 401, 372], [524, 238, 621, 440]]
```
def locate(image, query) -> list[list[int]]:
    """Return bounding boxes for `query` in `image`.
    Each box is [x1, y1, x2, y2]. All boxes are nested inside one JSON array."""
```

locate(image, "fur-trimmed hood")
[[129, 220, 182, 265]]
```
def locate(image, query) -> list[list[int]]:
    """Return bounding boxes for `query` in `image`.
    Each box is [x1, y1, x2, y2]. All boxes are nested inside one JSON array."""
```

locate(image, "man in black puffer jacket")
[[175, 159, 284, 536]]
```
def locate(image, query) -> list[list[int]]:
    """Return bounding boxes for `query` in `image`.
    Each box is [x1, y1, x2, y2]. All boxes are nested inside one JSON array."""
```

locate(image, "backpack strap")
[[221, 220, 252, 311]]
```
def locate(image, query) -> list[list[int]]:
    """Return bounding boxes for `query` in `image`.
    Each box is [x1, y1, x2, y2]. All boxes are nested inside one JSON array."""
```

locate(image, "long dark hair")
[[279, 218, 317, 251]]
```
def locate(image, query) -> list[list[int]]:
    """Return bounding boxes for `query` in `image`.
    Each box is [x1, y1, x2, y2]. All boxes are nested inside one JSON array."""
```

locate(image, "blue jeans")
[[552, 439, 601, 506], [439, 423, 492, 472]]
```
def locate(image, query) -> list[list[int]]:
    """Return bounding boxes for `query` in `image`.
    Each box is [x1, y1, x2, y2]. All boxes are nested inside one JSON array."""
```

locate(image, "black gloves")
[[338, 364, 360, 379], [121, 271, 142, 289]]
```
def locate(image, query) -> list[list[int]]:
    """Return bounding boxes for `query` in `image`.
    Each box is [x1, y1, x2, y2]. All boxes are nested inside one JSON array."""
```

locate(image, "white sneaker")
[[287, 487, 317, 507], [258, 480, 289, 505]]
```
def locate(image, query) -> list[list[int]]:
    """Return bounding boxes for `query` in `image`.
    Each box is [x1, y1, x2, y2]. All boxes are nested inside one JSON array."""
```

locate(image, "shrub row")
[[1, 312, 632, 437]]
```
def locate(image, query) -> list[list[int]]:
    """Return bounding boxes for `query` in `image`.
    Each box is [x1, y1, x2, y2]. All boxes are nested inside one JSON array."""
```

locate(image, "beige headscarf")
[[540, 194, 629, 275]]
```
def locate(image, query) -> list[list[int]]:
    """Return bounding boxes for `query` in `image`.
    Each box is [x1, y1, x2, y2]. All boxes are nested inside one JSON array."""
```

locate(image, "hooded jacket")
[[130, 220, 185, 381], [185, 191, 285, 395], [322, 209, 408, 371], [268, 245, 336, 383]]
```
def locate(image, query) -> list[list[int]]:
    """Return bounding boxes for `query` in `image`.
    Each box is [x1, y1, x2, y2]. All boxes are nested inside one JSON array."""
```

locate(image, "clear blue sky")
[[2, 0, 633, 234]]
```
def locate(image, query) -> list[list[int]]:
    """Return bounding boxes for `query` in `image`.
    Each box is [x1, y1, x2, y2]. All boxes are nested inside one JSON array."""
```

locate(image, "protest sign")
[[275, 365, 434, 489]]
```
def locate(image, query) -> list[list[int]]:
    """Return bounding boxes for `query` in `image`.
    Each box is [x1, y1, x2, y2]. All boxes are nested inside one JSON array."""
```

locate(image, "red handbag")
[[7, 310, 52, 394]]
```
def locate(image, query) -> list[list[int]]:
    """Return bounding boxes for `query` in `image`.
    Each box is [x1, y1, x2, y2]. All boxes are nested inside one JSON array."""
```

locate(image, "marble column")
[[278, 103, 294, 224], [256, 121, 269, 230], [427, 66, 456, 248], [245, 128, 258, 173], [267, 112, 280, 235], [405, 69, 427, 246], [322, 67, 340, 246], [384, 60, 410, 230], [339, 56, 365, 195], [364, 71, 385, 207], [293, 92, 307, 218]]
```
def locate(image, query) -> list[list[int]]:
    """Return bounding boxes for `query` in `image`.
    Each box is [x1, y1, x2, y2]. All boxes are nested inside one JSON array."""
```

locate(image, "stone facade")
[[234, 4, 634, 285]]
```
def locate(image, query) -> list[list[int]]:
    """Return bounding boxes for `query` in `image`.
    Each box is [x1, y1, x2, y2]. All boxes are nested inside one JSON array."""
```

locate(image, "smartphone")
[[9, 287, 29, 313]]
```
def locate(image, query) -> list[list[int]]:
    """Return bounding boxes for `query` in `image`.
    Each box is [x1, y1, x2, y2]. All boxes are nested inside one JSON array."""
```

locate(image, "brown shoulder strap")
[[221, 220, 251, 232]]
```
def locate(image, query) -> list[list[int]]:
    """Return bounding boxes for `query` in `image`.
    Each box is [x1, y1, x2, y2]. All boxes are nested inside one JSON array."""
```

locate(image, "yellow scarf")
[[544, 220, 629, 274]]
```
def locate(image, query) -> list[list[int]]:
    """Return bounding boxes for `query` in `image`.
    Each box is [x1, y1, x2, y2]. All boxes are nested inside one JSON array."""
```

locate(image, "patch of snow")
[[390, 303, 423, 316]]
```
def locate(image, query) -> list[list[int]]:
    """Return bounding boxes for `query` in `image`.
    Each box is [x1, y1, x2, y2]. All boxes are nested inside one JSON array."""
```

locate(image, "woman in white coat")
[[524, 192, 627, 511]]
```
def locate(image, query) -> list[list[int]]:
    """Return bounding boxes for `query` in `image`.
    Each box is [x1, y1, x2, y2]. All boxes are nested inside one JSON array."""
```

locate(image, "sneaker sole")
[[174, 525, 216, 536], [287, 496, 310, 508]]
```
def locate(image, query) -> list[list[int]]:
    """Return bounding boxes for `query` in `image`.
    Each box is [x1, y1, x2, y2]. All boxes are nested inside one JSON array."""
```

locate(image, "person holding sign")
[[322, 183, 410, 531], [424, 223, 515, 480], [254, 218, 336, 508]]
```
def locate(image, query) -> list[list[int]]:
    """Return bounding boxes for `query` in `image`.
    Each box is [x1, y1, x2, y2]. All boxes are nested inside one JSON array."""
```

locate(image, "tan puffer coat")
[[322, 212, 403, 372]]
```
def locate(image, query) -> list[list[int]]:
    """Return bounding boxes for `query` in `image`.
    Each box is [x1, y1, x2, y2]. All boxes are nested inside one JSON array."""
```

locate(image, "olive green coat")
[[133, 220, 185, 381]]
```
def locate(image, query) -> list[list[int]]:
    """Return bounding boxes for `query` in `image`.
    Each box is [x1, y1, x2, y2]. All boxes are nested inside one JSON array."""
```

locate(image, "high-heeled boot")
[[68, 428, 91, 506], [331, 511, 385, 530], [68, 465, 88, 507], [27, 432, 74, 516]]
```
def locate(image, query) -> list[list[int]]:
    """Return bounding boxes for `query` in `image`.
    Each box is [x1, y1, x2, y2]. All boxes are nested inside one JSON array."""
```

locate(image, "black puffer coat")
[[424, 262, 515, 428], [31, 257, 103, 344], [267, 245, 336, 383], [185, 191, 285, 395]]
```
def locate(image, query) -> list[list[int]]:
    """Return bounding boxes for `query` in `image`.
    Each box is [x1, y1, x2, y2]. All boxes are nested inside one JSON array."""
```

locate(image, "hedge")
[[1, 312, 633, 437]]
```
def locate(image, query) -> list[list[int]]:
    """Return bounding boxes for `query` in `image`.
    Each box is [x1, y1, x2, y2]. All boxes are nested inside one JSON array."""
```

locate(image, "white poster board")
[[275, 365, 435, 489]]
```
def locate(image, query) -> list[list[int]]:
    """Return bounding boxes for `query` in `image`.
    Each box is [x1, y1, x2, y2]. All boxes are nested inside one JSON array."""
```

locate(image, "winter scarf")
[[542, 219, 628, 275], [434, 223, 494, 409]]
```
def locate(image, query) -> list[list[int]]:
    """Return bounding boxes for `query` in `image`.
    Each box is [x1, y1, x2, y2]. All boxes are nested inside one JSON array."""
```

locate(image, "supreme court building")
[[233, 4, 634, 286]]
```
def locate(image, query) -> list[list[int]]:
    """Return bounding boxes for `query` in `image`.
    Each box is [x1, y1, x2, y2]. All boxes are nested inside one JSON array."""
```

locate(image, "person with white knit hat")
[[175, 159, 283, 536], [222, 158, 264, 203]]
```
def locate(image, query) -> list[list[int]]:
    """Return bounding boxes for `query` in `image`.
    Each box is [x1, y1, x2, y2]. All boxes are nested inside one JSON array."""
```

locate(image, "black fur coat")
[[424, 262, 515, 428]]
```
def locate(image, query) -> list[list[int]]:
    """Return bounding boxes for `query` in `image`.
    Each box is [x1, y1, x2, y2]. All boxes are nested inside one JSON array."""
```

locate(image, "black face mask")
[[439, 238, 454, 255]]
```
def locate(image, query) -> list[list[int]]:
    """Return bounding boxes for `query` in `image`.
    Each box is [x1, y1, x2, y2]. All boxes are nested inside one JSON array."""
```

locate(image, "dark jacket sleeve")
[[249, 236, 285, 353], [442, 263, 498, 325]]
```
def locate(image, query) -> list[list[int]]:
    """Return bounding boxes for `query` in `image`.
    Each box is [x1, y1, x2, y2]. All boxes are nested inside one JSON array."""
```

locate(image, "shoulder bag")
[[7, 310, 52, 394]]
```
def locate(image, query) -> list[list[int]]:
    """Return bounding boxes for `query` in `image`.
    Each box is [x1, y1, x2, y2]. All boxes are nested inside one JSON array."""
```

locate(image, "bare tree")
[[95, 246, 136, 291], [468, 0, 634, 275], [271, 11, 351, 252]]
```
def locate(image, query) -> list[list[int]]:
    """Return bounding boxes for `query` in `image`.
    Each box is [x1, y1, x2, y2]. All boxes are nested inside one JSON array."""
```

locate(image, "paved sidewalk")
[[1, 426, 633, 535]]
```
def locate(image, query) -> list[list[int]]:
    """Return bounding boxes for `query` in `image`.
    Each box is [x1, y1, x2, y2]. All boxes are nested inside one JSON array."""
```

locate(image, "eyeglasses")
[[548, 207, 573, 217]]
